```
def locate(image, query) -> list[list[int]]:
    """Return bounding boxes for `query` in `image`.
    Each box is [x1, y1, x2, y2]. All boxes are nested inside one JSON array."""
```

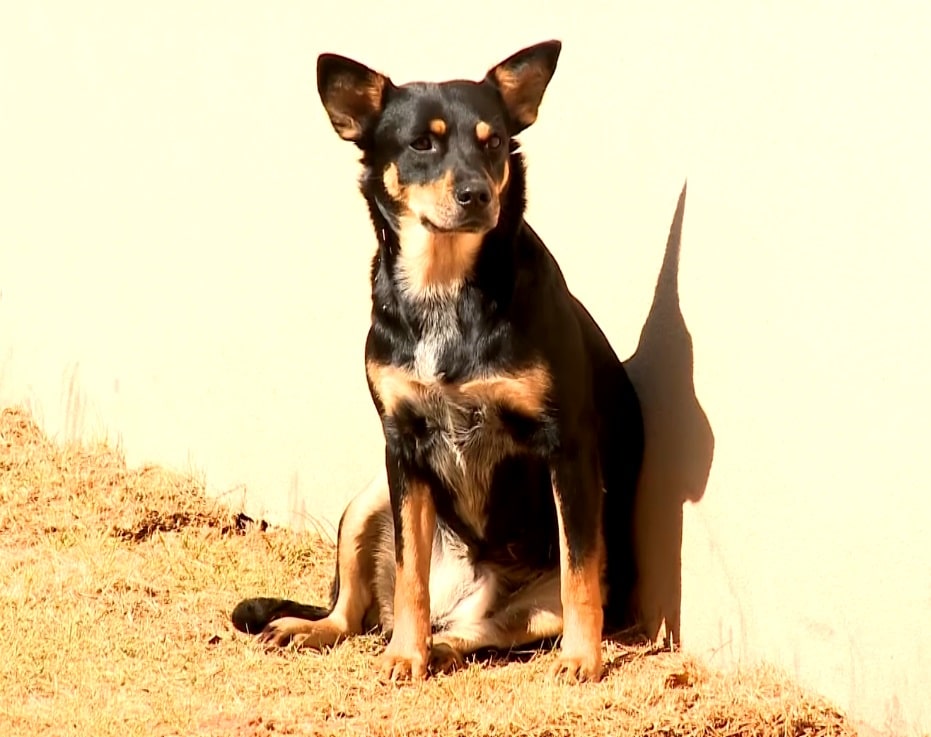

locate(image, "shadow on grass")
[[448, 627, 666, 674]]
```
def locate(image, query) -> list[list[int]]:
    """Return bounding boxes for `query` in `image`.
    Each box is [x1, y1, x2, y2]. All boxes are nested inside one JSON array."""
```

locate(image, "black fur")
[[232, 40, 644, 675], [231, 598, 330, 634]]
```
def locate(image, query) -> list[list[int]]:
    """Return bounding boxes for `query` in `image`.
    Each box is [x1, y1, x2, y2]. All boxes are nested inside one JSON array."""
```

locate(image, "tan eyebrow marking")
[[383, 163, 402, 199], [475, 121, 492, 142]]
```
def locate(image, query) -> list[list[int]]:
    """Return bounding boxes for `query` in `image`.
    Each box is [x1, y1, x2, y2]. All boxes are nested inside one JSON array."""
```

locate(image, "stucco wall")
[[2, 3, 929, 734]]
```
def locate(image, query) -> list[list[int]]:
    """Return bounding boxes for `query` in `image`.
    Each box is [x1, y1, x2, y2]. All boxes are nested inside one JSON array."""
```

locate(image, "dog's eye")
[[486, 134, 502, 150], [410, 135, 433, 152]]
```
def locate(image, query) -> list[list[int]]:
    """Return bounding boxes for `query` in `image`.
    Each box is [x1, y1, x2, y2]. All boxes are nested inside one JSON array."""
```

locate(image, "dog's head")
[[316, 41, 561, 236]]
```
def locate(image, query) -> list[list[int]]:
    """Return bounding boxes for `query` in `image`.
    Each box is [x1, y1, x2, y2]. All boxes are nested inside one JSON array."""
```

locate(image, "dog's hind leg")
[[241, 474, 392, 649], [430, 569, 564, 673], [231, 597, 330, 634]]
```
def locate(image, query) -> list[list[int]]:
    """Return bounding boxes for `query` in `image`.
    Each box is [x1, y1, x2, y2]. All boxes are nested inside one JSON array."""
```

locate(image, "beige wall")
[[2, 3, 929, 734]]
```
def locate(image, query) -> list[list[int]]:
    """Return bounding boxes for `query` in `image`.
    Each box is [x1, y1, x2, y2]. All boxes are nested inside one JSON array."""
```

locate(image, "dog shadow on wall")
[[624, 183, 715, 647]]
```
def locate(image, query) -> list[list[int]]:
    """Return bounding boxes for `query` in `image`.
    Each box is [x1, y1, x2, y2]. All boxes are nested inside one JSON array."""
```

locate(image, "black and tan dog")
[[231, 40, 644, 683]]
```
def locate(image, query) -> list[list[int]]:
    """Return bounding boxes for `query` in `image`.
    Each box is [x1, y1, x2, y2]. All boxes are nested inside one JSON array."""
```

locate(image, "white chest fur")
[[412, 295, 460, 382]]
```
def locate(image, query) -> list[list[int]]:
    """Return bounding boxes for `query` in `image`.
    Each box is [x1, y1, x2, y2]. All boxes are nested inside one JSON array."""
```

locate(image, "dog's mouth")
[[420, 215, 496, 235]]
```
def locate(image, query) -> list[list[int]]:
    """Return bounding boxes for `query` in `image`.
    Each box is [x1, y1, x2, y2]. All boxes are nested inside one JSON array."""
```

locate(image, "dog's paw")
[[379, 645, 429, 683], [549, 648, 603, 683], [257, 617, 300, 648], [429, 641, 465, 675], [256, 616, 343, 650]]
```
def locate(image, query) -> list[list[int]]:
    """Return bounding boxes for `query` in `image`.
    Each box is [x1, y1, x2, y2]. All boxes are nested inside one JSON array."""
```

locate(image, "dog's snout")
[[454, 180, 492, 210]]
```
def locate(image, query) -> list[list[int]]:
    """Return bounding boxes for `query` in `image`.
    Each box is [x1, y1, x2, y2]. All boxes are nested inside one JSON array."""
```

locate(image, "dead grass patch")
[[0, 406, 856, 736]]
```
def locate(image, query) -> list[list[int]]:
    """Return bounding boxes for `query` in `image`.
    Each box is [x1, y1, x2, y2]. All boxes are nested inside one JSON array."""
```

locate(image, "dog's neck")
[[371, 200, 483, 301], [393, 222, 484, 301], [365, 150, 529, 311]]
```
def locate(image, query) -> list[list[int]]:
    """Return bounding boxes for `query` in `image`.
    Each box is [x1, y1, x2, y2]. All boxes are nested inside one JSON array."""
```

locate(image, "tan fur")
[[526, 607, 564, 638], [498, 159, 510, 194], [429, 118, 447, 136], [551, 483, 605, 681], [366, 362, 422, 415], [492, 66, 548, 127], [406, 170, 455, 209], [383, 163, 401, 199], [475, 120, 492, 142], [380, 481, 435, 681], [326, 72, 386, 141], [460, 364, 551, 417], [257, 615, 347, 649], [367, 361, 551, 418], [367, 361, 552, 537], [396, 217, 484, 298], [367, 362, 417, 415], [381, 169, 503, 298], [258, 477, 389, 649]]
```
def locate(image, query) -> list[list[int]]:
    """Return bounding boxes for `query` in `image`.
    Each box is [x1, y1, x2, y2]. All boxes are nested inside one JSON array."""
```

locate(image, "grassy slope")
[[0, 407, 855, 736]]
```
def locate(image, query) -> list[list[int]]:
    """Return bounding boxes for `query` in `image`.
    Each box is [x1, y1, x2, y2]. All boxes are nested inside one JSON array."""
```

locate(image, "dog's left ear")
[[485, 40, 562, 134], [317, 53, 390, 144]]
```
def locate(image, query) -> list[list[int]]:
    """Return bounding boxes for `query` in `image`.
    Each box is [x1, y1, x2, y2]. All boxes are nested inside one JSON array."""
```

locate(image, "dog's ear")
[[317, 53, 390, 144], [485, 40, 561, 134]]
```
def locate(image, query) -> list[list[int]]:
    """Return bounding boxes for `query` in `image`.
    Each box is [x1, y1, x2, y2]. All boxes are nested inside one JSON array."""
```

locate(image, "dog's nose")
[[454, 180, 492, 210]]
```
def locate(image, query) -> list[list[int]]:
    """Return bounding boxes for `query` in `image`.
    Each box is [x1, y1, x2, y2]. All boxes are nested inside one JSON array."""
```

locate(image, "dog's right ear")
[[317, 54, 390, 144]]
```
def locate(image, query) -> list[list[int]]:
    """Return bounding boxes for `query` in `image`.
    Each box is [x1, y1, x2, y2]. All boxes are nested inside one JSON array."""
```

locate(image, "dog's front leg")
[[380, 457, 435, 682], [550, 446, 605, 682]]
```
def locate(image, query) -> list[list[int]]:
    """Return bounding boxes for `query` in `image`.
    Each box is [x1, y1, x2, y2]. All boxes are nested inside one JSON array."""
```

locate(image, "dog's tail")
[[230, 597, 330, 635]]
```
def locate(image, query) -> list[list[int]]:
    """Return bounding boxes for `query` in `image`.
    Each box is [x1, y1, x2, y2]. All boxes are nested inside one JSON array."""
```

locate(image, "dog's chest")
[[410, 313, 503, 536], [411, 300, 460, 381], [369, 305, 551, 539]]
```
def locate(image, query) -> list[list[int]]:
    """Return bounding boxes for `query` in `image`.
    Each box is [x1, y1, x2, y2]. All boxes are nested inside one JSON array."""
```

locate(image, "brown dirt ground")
[[0, 406, 856, 736]]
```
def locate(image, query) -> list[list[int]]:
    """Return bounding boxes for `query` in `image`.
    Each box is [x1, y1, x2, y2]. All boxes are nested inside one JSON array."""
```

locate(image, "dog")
[[231, 40, 644, 683]]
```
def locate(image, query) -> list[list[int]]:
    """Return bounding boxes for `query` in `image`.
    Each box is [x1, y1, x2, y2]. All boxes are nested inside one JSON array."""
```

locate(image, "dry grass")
[[0, 405, 856, 736]]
